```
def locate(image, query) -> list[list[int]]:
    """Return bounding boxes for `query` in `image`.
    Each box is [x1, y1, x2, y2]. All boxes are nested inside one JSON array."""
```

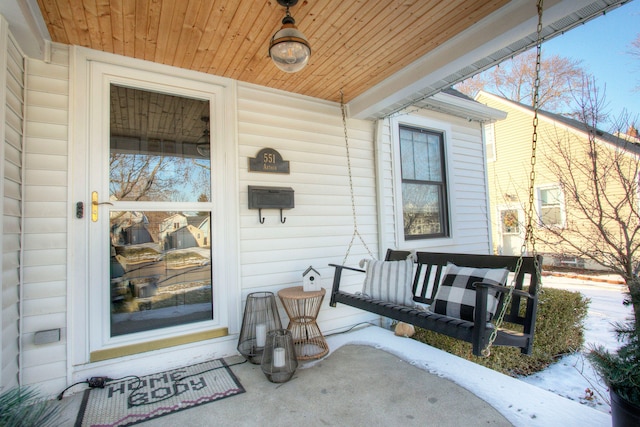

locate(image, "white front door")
[[71, 56, 238, 366]]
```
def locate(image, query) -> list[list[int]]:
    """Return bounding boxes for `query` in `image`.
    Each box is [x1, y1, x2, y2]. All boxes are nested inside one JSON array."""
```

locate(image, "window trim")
[[483, 122, 497, 163], [391, 116, 452, 246], [536, 183, 566, 228]]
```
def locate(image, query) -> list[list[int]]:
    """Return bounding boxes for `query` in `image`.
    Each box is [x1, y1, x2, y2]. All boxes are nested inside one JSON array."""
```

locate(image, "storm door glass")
[[109, 85, 213, 336]]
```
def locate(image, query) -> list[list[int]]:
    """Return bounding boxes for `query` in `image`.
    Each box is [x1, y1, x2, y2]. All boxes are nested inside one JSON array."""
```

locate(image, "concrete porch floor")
[[52, 326, 611, 426]]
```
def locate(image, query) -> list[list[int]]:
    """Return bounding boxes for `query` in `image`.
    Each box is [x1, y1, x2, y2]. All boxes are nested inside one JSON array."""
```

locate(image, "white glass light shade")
[[196, 129, 210, 157], [269, 25, 311, 73]]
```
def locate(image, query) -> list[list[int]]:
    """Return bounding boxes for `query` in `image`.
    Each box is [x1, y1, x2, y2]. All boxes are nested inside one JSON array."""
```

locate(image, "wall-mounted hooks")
[[256, 208, 287, 224], [248, 186, 294, 225]]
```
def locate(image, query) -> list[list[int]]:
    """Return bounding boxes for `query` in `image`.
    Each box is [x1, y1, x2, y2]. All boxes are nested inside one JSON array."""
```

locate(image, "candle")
[[273, 347, 286, 368], [255, 324, 266, 348]]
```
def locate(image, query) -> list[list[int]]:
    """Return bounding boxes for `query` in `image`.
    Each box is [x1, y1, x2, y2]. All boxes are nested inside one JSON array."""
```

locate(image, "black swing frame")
[[330, 249, 542, 357]]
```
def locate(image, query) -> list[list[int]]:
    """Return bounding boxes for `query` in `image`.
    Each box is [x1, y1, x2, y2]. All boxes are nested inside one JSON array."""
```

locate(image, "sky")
[[542, 1, 640, 120]]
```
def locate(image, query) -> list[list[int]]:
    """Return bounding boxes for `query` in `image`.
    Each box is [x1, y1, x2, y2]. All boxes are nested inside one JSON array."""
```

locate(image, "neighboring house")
[[165, 225, 201, 250], [195, 216, 210, 248], [161, 214, 209, 249], [0, 1, 623, 396], [159, 213, 189, 242], [476, 90, 640, 268], [120, 222, 153, 246]]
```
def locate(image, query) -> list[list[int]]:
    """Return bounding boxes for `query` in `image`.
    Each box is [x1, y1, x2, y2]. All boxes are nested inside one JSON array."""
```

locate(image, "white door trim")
[[68, 47, 239, 375]]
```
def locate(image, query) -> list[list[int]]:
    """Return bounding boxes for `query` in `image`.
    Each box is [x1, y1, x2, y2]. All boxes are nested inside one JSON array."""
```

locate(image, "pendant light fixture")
[[196, 116, 210, 158], [269, 0, 311, 73]]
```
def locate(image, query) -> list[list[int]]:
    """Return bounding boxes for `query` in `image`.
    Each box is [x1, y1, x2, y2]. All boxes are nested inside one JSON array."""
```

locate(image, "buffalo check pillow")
[[361, 256, 414, 306], [429, 263, 509, 322]]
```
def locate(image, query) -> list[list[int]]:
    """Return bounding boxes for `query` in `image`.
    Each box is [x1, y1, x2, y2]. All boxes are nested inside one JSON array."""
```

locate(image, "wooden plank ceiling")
[[36, 0, 508, 103]]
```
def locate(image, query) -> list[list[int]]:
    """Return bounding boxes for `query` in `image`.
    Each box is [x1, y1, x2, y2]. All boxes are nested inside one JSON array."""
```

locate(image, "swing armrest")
[[472, 280, 538, 355], [473, 282, 534, 299], [472, 281, 532, 354], [328, 264, 366, 274], [329, 263, 366, 307]]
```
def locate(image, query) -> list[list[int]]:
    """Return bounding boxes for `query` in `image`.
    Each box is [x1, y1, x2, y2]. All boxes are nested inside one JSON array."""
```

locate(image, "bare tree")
[[632, 33, 640, 58], [109, 153, 173, 201], [538, 76, 640, 325], [110, 152, 210, 203], [456, 50, 586, 113]]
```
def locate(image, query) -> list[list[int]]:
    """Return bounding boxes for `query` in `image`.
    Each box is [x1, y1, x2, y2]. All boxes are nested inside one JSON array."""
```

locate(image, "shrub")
[[411, 287, 589, 377], [588, 277, 640, 406], [0, 386, 60, 427]]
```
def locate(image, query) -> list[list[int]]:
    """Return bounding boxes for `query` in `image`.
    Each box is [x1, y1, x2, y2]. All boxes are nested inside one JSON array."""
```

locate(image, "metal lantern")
[[237, 292, 282, 364], [269, 0, 311, 73], [261, 328, 298, 383]]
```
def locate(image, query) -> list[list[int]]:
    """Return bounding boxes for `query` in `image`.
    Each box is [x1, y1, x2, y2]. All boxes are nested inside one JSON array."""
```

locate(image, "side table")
[[277, 286, 329, 360]]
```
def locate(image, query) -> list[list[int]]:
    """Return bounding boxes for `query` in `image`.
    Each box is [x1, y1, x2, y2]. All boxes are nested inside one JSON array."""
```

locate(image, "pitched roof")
[[303, 266, 320, 277], [478, 91, 640, 156]]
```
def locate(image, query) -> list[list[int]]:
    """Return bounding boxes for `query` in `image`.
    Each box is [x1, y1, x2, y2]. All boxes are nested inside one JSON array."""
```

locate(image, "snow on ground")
[[318, 271, 630, 426], [521, 273, 632, 414]]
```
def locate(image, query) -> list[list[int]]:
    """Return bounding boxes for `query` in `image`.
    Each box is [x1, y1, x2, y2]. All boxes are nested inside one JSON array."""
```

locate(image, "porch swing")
[[329, 1, 546, 357]]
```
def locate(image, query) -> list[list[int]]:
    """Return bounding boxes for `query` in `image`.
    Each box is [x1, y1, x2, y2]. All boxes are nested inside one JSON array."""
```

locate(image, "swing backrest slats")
[[385, 249, 540, 328]]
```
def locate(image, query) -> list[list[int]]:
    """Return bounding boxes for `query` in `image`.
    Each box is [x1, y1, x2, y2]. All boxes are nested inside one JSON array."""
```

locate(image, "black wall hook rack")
[[257, 208, 287, 224], [249, 186, 294, 224]]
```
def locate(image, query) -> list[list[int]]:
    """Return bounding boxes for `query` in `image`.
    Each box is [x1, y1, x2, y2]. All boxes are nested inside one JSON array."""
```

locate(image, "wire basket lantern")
[[261, 328, 298, 383], [237, 292, 282, 364]]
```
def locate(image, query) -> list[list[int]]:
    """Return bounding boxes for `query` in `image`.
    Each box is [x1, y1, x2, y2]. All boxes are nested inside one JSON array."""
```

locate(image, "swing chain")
[[340, 90, 375, 265], [482, 0, 544, 357]]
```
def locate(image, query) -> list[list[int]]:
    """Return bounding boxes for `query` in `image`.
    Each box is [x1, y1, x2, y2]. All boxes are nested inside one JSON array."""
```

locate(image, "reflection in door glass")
[[109, 85, 211, 202], [109, 84, 214, 337], [110, 211, 212, 336]]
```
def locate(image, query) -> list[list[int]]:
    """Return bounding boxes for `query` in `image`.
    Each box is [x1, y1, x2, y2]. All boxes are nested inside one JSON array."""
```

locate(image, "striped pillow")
[[429, 263, 509, 322], [361, 257, 414, 306]]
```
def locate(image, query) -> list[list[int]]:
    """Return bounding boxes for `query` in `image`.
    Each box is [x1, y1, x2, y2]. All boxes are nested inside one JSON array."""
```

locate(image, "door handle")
[[91, 191, 113, 222]]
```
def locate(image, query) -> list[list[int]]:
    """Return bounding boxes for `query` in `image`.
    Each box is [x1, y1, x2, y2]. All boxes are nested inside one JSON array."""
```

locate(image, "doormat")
[[75, 358, 245, 427]]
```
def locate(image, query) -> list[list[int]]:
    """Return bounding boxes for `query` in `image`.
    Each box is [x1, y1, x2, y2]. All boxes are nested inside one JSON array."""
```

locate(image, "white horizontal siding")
[[1, 22, 23, 390], [23, 232, 66, 250], [22, 280, 66, 300], [22, 296, 66, 317], [21, 340, 65, 368], [380, 108, 492, 254], [237, 84, 379, 332], [5, 39, 494, 396], [22, 217, 66, 234], [23, 264, 66, 284], [445, 117, 492, 253], [23, 201, 67, 218], [24, 185, 67, 202], [20, 359, 66, 385], [20, 43, 69, 394], [24, 137, 67, 156], [23, 169, 67, 186], [21, 312, 65, 334], [4, 177, 19, 200]]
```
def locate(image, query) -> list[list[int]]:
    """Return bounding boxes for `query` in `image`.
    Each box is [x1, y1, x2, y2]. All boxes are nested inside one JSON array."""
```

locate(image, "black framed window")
[[399, 125, 449, 239]]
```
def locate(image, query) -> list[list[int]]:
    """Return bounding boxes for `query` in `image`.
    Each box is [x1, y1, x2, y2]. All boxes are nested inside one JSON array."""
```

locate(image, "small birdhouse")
[[302, 266, 321, 292]]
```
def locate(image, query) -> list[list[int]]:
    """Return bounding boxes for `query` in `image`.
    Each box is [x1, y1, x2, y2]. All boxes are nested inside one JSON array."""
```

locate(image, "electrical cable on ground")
[[56, 358, 248, 403]]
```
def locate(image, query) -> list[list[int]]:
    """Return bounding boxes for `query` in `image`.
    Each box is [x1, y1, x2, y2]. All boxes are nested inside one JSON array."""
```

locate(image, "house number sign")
[[249, 148, 290, 174]]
